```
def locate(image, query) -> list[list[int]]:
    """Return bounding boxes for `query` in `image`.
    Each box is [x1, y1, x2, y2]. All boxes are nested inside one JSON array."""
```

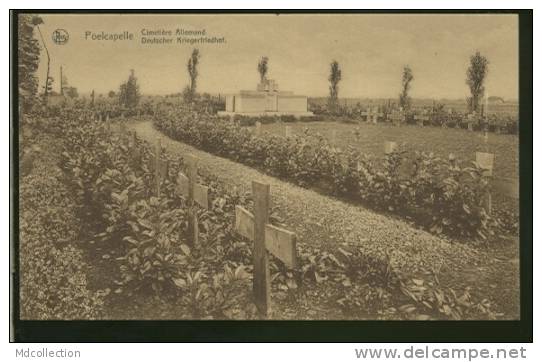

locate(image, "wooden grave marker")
[[176, 154, 210, 245], [234, 181, 297, 316], [255, 121, 262, 136], [448, 153, 457, 167], [129, 131, 142, 166], [371, 108, 383, 124], [476, 152, 494, 177], [467, 113, 476, 131], [475, 152, 495, 214], [414, 113, 430, 127], [361, 108, 372, 122], [106, 119, 111, 133], [362, 108, 382, 124], [384, 141, 398, 154], [389, 110, 405, 126], [150, 137, 169, 197], [285, 125, 292, 138], [131, 130, 138, 147], [119, 120, 127, 134]]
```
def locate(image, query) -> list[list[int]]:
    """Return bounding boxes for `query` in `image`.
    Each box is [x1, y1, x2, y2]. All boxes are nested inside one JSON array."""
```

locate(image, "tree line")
[[96, 49, 492, 115], [18, 14, 490, 114]]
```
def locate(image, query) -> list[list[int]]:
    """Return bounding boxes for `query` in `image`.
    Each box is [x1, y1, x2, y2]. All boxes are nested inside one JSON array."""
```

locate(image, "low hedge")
[[19, 142, 104, 319], [154, 109, 497, 240], [24, 109, 500, 320]]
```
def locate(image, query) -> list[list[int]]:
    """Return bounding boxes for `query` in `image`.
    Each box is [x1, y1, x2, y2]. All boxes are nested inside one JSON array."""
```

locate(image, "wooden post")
[[331, 129, 337, 145], [449, 153, 457, 168], [483, 191, 492, 216], [255, 121, 262, 136], [234, 183, 297, 317], [485, 92, 489, 121], [467, 113, 475, 131], [175, 156, 210, 246], [119, 120, 127, 134], [476, 152, 495, 215], [252, 181, 271, 316], [186, 154, 199, 246], [155, 137, 161, 197]]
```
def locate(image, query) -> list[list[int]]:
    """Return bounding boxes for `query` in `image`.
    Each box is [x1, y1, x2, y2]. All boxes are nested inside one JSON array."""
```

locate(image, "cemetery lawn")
[[257, 120, 519, 180], [257, 120, 519, 222], [130, 120, 520, 319]]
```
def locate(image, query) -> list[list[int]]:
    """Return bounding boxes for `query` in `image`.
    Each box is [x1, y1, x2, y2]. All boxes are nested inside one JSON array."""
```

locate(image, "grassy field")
[[255, 120, 519, 180]]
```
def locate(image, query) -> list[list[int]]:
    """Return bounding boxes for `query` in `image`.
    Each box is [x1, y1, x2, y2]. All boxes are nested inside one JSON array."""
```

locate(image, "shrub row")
[[20, 106, 500, 319], [19, 135, 104, 319], [60, 116, 497, 319], [221, 114, 325, 126], [154, 110, 497, 240], [57, 117, 256, 318]]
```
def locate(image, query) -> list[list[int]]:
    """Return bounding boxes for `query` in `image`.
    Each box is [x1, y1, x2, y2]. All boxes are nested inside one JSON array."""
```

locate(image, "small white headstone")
[[384, 141, 397, 154], [476, 152, 494, 177], [285, 125, 292, 138]]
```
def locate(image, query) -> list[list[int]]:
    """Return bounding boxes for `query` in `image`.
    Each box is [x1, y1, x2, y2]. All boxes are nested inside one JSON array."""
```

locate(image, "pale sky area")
[[33, 13, 519, 100]]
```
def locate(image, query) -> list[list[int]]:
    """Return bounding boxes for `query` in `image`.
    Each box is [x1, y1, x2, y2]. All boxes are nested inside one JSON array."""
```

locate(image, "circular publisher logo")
[[52, 29, 69, 45]]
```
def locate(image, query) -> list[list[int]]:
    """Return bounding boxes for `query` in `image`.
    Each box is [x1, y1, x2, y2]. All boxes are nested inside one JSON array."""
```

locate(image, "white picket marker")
[[476, 151, 495, 215], [285, 125, 292, 138], [384, 141, 397, 154]]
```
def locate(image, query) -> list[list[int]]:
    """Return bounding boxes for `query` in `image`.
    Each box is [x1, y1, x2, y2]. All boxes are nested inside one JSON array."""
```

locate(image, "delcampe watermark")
[[355, 346, 527, 361]]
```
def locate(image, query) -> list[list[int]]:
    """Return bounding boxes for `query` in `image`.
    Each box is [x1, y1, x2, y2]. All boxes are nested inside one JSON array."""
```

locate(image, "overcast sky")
[[33, 13, 519, 100]]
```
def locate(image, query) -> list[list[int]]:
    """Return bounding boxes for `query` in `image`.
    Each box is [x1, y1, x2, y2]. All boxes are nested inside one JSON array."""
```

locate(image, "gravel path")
[[129, 120, 519, 318]]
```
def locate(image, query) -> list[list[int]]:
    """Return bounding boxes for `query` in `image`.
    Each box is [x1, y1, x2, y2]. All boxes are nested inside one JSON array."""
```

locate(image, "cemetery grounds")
[[20, 111, 520, 321]]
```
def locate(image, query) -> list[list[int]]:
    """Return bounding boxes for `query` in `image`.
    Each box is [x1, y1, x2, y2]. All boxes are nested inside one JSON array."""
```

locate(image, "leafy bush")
[[23, 107, 502, 320], [154, 109, 496, 240], [280, 115, 297, 123], [55, 117, 259, 318], [20, 156, 104, 320], [299, 115, 325, 122]]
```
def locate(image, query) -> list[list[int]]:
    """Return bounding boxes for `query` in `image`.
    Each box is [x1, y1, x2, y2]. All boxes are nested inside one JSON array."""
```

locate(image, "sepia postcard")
[[11, 10, 532, 342]]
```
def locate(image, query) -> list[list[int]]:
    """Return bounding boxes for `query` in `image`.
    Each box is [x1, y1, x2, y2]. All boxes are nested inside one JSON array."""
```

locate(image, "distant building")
[[62, 86, 79, 98], [488, 96, 505, 104], [46, 94, 67, 107], [218, 79, 313, 118]]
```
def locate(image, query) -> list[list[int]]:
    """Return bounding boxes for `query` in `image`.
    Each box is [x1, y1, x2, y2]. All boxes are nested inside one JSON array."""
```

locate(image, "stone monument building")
[[218, 79, 313, 118]]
